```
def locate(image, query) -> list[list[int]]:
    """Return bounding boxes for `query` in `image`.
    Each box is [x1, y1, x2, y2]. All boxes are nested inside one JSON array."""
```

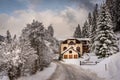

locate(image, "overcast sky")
[[0, 0, 103, 39]]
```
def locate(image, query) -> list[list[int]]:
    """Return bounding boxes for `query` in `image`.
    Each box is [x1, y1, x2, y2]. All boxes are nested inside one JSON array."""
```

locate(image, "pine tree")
[[88, 13, 93, 37], [21, 20, 53, 71], [6, 30, 12, 43], [73, 24, 82, 38], [21, 20, 44, 70], [19, 37, 38, 75], [91, 4, 99, 44], [88, 12, 92, 26], [114, 0, 120, 31], [48, 24, 54, 37], [106, 0, 120, 32], [92, 4, 119, 58], [82, 21, 90, 38], [0, 37, 22, 80], [91, 4, 98, 35], [106, 0, 116, 30], [0, 35, 4, 42], [13, 35, 16, 40]]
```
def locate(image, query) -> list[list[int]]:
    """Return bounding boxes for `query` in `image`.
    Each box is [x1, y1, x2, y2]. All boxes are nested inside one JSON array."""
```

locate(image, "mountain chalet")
[[59, 38, 90, 59]]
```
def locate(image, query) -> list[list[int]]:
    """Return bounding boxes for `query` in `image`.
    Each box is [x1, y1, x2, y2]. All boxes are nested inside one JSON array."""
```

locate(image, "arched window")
[[63, 47, 67, 51], [76, 47, 80, 52], [69, 50, 72, 54]]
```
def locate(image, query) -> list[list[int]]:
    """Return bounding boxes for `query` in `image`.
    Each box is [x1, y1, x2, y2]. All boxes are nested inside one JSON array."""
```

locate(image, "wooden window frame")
[[69, 55, 72, 59], [64, 55, 68, 59], [74, 54, 78, 59]]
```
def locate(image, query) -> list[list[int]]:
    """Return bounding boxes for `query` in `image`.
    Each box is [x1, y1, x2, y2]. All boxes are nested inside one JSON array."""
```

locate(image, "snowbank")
[[62, 52, 120, 80], [107, 53, 120, 80], [17, 62, 57, 80], [0, 76, 9, 80], [62, 59, 81, 65], [0, 71, 9, 80], [82, 53, 120, 80]]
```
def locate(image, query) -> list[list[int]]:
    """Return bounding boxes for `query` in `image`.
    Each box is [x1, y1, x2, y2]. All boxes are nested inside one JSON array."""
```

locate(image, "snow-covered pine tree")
[[0, 37, 22, 80], [19, 37, 38, 75], [93, 4, 119, 58], [13, 35, 16, 41], [21, 20, 53, 71], [108, 0, 120, 32], [0, 35, 4, 42], [48, 24, 54, 37], [6, 30, 12, 43], [82, 21, 90, 38], [21, 20, 44, 70], [88, 12, 93, 39], [73, 24, 82, 38], [114, 0, 120, 32], [106, 0, 116, 31], [91, 4, 99, 43], [45, 25, 54, 42], [88, 12, 92, 26]]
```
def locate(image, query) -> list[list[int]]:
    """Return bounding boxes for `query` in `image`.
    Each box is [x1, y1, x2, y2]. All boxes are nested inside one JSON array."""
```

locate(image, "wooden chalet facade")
[[59, 38, 90, 59]]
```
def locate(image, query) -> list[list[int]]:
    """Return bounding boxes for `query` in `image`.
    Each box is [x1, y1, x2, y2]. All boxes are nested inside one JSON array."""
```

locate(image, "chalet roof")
[[60, 38, 91, 44], [61, 46, 80, 55], [59, 38, 90, 43], [74, 38, 90, 41]]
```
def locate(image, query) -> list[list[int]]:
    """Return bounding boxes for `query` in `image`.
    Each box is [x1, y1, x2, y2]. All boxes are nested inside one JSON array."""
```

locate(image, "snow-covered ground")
[[0, 71, 9, 80], [17, 62, 57, 80], [61, 33, 120, 80], [62, 52, 120, 80], [83, 52, 120, 80], [62, 53, 103, 65]]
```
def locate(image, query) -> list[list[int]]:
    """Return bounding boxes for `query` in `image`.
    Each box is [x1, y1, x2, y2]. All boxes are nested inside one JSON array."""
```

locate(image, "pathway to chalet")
[[48, 61, 102, 80]]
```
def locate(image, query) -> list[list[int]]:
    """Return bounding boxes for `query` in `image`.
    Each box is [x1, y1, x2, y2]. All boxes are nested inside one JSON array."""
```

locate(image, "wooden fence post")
[[80, 61, 82, 65], [105, 64, 107, 71]]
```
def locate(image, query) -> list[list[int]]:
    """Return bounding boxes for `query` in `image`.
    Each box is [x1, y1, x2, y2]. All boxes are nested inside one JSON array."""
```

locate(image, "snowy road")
[[48, 62, 102, 80]]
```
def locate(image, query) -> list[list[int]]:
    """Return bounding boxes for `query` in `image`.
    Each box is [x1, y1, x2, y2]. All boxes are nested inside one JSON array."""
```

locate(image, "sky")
[[0, 0, 103, 39]]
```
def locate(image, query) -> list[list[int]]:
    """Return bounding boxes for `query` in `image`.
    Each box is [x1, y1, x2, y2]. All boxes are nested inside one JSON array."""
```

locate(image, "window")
[[74, 55, 78, 59], [69, 55, 72, 59], [76, 47, 80, 52], [64, 55, 68, 59], [69, 50, 72, 53], [63, 47, 67, 51]]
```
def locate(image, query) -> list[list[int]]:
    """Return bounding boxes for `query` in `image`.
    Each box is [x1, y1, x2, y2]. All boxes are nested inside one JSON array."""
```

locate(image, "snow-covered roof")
[[75, 38, 90, 41], [58, 38, 91, 42], [61, 46, 80, 55]]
